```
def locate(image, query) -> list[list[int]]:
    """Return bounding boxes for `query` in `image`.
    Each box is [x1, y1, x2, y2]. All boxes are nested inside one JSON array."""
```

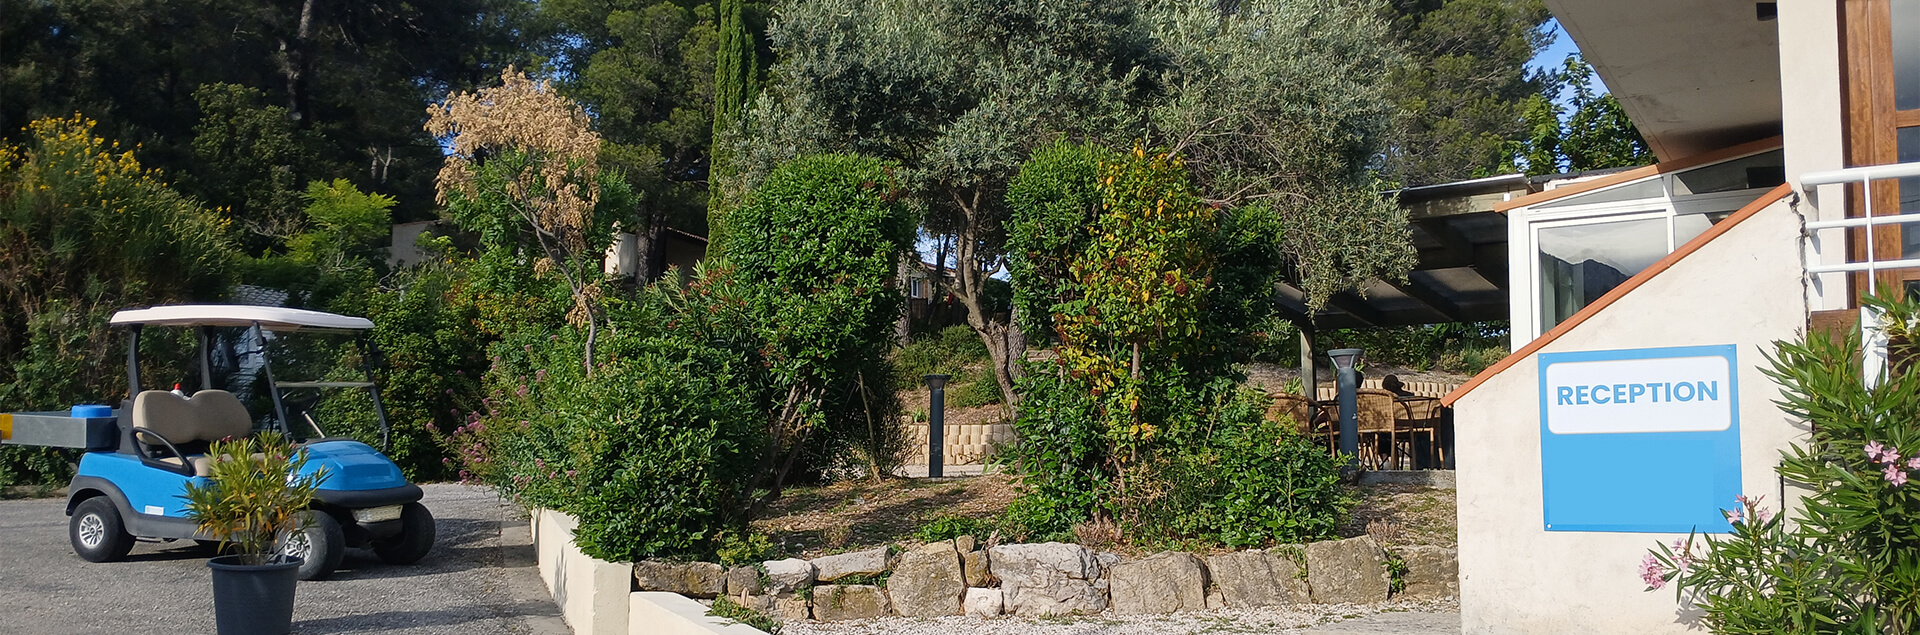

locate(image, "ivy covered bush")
[[1000, 142, 1347, 546], [1642, 294, 1920, 633]]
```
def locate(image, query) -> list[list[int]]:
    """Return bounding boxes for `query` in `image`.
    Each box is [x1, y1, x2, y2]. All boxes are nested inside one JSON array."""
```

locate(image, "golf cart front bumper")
[[315, 485, 420, 544], [313, 483, 421, 509]]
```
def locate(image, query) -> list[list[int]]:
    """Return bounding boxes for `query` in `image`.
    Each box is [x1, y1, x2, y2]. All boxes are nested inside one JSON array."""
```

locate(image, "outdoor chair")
[[1393, 396, 1445, 469], [1355, 389, 1399, 469], [1270, 393, 1334, 452]]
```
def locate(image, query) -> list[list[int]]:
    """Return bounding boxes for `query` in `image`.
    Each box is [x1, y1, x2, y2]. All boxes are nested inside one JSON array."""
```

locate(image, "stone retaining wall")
[[632, 534, 1458, 623], [531, 506, 1457, 630], [899, 420, 1014, 465]]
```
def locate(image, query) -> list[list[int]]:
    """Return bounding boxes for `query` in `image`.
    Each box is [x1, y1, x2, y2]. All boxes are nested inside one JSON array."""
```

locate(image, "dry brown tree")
[[426, 68, 608, 374]]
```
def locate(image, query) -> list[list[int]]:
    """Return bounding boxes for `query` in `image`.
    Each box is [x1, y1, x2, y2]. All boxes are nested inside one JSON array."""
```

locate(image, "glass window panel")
[[1535, 178, 1665, 209], [1900, 127, 1920, 256], [1537, 217, 1669, 330], [1671, 150, 1786, 195], [1897, 0, 1920, 111], [1673, 214, 1713, 246]]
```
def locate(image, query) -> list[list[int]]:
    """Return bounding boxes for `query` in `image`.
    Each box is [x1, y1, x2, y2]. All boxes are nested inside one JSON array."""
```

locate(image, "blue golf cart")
[[1, 305, 434, 580]]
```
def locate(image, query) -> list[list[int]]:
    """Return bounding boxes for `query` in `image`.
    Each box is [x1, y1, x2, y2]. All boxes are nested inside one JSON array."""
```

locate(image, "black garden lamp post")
[[925, 374, 951, 478], [1328, 348, 1364, 470]]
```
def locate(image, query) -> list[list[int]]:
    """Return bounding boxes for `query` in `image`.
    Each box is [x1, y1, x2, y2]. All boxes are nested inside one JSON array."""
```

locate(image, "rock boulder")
[[889, 541, 967, 617], [727, 566, 763, 597], [633, 560, 728, 598], [812, 547, 890, 583], [1108, 552, 1209, 614], [964, 588, 1004, 617], [1396, 546, 1459, 600], [762, 558, 815, 596], [988, 542, 1107, 616], [812, 584, 891, 621], [963, 550, 992, 587], [1305, 536, 1391, 604], [1206, 550, 1309, 607]]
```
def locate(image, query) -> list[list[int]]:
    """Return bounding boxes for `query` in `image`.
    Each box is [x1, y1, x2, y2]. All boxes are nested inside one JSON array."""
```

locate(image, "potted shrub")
[[182, 432, 326, 635]]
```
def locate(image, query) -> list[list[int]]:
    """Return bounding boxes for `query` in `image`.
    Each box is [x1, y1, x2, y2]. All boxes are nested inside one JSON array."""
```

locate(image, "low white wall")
[[531, 509, 771, 635], [1455, 198, 1807, 633], [629, 592, 770, 635], [533, 509, 630, 635]]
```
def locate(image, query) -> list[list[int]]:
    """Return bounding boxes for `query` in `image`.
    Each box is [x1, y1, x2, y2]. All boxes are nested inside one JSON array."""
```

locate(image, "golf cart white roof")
[[109, 305, 374, 331]]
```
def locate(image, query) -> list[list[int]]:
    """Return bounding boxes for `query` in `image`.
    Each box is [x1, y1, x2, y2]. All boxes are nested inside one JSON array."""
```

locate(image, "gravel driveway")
[[0, 483, 568, 635]]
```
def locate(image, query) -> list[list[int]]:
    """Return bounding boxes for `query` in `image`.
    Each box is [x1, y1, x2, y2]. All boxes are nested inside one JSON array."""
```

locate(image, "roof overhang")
[[109, 305, 374, 331], [1277, 175, 1533, 328], [1548, 0, 1783, 161]]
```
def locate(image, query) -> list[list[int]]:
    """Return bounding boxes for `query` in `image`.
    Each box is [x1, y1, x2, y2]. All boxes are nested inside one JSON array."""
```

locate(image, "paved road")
[[0, 484, 568, 635]]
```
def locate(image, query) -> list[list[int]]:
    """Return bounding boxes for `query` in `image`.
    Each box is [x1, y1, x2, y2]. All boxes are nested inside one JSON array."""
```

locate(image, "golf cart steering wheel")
[[130, 427, 195, 477]]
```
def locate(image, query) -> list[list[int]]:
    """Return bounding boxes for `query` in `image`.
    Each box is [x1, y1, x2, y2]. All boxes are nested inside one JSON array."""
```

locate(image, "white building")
[[1443, 1, 1920, 632]]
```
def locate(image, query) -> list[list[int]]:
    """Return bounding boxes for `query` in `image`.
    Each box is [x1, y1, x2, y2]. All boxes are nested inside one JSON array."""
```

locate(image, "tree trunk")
[[278, 0, 316, 126], [634, 220, 667, 283]]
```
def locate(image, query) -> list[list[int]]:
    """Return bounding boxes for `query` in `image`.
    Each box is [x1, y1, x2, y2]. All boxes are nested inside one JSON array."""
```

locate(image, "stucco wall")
[[1455, 198, 1807, 633], [533, 508, 632, 635], [1775, 1, 1851, 310]]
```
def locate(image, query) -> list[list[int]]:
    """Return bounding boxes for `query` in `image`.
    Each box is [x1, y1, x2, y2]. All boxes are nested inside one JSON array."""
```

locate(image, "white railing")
[[1799, 161, 1920, 385], [1800, 162, 1920, 277]]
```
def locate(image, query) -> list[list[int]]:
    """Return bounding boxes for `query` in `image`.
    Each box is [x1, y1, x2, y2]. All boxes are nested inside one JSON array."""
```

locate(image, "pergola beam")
[[1385, 275, 1465, 322]]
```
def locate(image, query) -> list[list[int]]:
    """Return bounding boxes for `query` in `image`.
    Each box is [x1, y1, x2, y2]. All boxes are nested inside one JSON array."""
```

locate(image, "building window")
[[1842, 0, 1920, 292], [1535, 216, 1670, 332], [1513, 146, 1780, 344]]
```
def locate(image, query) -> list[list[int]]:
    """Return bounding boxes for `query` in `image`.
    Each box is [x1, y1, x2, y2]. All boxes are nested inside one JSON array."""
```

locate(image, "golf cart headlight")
[[353, 505, 403, 523]]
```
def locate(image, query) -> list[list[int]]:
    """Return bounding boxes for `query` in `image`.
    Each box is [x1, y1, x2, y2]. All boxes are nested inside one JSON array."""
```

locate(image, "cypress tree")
[[708, 0, 758, 239]]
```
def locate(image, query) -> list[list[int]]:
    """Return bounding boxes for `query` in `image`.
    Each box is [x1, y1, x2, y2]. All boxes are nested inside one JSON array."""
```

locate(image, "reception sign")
[[1539, 345, 1741, 533]]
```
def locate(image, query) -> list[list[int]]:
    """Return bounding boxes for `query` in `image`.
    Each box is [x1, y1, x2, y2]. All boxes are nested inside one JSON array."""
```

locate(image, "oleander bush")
[[1641, 292, 1920, 634]]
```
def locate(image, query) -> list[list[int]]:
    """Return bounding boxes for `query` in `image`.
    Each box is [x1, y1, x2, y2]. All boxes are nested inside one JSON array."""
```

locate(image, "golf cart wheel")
[[70, 497, 135, 562], [285, 510, 345, 581], [373, 502, 435, 565]]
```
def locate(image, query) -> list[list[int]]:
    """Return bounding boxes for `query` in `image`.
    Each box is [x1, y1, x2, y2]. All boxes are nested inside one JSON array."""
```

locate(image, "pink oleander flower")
[[1867, 441, 1890, 462], [1667, 539, 1695, 572], [1725, 509, 1743, 525], [1755, 506, 1775, 524], [1639, 553, 1666, 589], [1908, 455, 1920, 471], [1886, 463, 1910, 486]]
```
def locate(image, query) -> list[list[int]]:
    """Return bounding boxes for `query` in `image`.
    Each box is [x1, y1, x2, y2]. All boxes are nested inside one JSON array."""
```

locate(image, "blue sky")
[[1528, 19, 1580, 78]]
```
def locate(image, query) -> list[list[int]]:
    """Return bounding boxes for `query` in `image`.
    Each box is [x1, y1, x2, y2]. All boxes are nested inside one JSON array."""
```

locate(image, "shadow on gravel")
[[290, 600, 558, 634], [123, 543, 217, 562]]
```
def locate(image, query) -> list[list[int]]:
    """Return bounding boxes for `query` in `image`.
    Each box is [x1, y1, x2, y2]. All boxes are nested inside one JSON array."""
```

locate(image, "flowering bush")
[[1642, 295, 1920, 634]]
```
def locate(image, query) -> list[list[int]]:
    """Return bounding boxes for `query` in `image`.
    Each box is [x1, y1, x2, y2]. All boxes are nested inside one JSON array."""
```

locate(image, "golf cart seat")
[[131, 390, 254, 477]]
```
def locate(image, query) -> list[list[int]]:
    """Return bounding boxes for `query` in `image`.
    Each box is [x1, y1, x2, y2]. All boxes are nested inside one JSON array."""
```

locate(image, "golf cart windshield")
[[110, 305, 391, 449]]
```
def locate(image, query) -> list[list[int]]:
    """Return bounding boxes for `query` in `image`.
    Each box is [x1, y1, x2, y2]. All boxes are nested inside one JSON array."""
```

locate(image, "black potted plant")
[[182, 432, 325, 635]]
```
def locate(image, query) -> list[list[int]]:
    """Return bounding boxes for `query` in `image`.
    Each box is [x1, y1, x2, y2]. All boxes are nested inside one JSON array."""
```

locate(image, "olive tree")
[[730, 0, 1416, 410], [728, 0, 1150, 409]]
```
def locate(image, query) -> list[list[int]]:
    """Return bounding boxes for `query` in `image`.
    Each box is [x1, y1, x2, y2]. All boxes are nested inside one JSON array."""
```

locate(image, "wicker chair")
[[1393, 397, 1445, 469], [1270, 393, 1333, 452], [1355, 389, 1400, 469]]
